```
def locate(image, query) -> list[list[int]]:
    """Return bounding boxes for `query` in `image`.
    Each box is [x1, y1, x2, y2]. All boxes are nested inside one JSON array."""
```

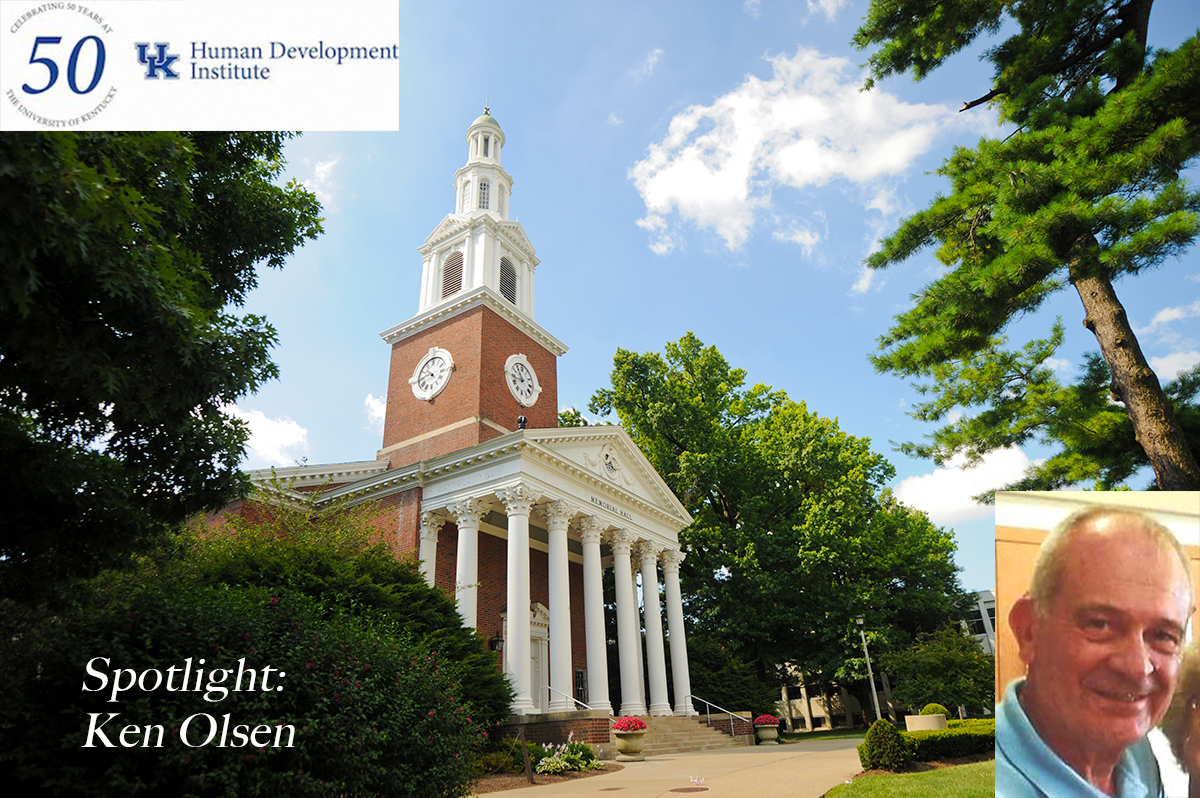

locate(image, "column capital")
[[606, 528, 635, 556], [633, 539, 664, 564], [448, 496, 490, 526], [496, 484, 541, 516], [419, 511, 445, 542], [540, 499, 576, 528], [578, 515, 606, 545], [660, 547, 686, 573]]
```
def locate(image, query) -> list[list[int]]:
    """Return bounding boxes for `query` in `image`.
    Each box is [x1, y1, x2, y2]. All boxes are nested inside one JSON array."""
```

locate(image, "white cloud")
[[607, 112, 624, 126], [895, 447, 1034, 525], [364, 393, 386, 433], [629, 49, 663, 82], [1150, 350, 1200, 381], [773, 226, 821, 256], [1044, 357, 1072, 374], [807, 0, 850, 21], [742, 0, 763, 18], [225, 405, 309, 467], [629, 47, 965, 251], [1136, 299, 1200, 336], [850, 267, 875, 294], [302, 156, 341, 213]]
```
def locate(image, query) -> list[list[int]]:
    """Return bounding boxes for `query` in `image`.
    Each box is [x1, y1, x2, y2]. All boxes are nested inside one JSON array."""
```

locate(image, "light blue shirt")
[[997, 678, 1164, 798]]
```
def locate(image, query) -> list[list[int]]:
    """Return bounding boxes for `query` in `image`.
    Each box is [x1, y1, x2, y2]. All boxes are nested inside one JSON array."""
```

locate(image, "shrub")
[[857, 718, 913, 771], [921, 703, 950, 716], [534, 742, 603, 774], [475, 737, 550, 774], [192, 500, 514, 730], [2, 582, 483, 797], [905, 725, 995, 761]]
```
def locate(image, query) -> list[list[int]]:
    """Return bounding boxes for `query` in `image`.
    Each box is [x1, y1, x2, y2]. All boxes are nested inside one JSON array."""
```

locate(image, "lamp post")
[[856, 615, 883, 724]]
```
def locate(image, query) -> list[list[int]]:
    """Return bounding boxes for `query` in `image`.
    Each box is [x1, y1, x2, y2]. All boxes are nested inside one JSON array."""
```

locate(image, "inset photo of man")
[[996, 492, 1200, 798]]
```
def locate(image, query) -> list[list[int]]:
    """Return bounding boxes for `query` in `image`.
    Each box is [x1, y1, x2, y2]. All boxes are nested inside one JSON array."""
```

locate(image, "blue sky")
[[231, 0, 1200, 595]]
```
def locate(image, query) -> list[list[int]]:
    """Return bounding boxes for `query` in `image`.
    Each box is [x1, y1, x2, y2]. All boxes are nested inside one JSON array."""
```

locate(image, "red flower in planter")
[[753, 714, 779, 726], [611, 716, 648, 732]]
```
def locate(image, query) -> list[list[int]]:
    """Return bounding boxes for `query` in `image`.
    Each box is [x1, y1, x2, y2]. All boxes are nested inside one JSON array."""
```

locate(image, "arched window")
[[483, 135, 490, 157], [499, 257, 517, 304], [478, 179, 490, 210], [498, 184, 507, 217], [461, 182, 471, 214], [441, 251, 464, 299]]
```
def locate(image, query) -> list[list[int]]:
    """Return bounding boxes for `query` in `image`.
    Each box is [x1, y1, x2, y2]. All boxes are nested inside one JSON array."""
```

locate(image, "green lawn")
[[780, 728, 868, 743], [825, 760, 995, 798]]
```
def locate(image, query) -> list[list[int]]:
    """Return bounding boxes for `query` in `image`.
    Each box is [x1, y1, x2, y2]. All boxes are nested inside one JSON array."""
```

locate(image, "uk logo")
[[135, 43, 179, 79]]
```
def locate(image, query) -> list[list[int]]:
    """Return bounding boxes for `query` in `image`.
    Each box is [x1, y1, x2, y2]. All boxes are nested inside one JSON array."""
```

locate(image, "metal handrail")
[[546, 686, 619, 721], [684, 694, 747, 738]]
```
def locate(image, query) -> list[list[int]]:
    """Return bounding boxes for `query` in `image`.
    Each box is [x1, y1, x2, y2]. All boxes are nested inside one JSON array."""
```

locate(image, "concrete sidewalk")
[[480, 738, 863, 798]]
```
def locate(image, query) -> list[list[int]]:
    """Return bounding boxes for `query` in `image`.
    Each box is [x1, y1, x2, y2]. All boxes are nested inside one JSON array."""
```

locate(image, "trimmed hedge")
[[920, 703, 949, 716], [856, 720, 995, 771], [906, 724, 995, 762]]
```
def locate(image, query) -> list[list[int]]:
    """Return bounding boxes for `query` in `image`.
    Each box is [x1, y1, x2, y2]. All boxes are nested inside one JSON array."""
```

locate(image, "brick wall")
[[498, 712, 613, 754], [381, 305, 558, 469]]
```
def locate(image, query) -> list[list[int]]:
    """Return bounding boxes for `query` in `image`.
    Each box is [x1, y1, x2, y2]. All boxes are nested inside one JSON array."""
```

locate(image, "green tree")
[[2, 582, 483, 798], [190, 487, 515, 730], [898, 321, 1200, 497], [854, 3, 1200, 490], [0, 132, 323, 601], [590, 333, 971, 682], [880, 626, 996, 714], [684, 637, 781, 718]]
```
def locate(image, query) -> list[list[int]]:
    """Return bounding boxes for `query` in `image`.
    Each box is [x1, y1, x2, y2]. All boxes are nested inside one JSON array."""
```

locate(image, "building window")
[[499, 257, 517, 304], [575, 668, 587, 705], [478, 179, 490, 210], [461, 182, 471, 214], [441, 251, 463, 299], [483, 135, 490, 157], [498, 184, 506, 217]]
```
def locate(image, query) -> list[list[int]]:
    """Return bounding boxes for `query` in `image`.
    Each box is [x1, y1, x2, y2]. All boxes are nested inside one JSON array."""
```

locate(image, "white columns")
[[609, 529, 646, 715], [543, 500, 575, 712], [497, 484, 540, 715], [629, 557, 646, 710], [449, 497, 489, 629], [579, 516, 611, 714], [660, 547, 695, 716], [635, 541, 671, 716], [418, 511, 444, 587]]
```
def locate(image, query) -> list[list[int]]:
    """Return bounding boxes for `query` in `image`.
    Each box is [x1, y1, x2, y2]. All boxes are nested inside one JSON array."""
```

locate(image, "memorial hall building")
[[242, 110, 698, 723]]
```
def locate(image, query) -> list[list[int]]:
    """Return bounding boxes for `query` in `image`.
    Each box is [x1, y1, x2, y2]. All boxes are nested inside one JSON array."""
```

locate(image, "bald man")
[[997, 508, 1193, 798]]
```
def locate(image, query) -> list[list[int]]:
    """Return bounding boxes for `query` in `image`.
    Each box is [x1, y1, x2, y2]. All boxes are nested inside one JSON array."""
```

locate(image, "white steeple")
[[416, 107, 538, 319]]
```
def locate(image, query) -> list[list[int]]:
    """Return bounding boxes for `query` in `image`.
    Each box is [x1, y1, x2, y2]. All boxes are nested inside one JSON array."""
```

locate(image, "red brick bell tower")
[[377, 108, 566, 469]]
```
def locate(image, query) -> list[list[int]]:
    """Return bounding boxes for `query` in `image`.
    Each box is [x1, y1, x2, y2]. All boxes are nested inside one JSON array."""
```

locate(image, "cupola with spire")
[[413, 105, 538, 319]]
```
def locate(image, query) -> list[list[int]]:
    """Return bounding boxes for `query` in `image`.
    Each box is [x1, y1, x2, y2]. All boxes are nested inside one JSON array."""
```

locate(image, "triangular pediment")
[[522, 426, 691, 530], [498, 221, 535, 259], [425, 214, 468, 246]]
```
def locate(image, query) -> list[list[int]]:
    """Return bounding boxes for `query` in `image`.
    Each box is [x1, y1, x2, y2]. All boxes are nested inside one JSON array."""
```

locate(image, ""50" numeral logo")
[[22, 35, 106, 95]]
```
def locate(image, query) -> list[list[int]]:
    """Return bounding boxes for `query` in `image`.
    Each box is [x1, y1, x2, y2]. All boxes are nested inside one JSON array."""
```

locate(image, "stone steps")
[[638, 715, 746, 756]]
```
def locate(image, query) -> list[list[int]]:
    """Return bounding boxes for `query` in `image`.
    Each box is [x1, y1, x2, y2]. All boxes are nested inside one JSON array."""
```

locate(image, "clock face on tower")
[[504, 353, 541, 407], [410, 347, 454, 400]]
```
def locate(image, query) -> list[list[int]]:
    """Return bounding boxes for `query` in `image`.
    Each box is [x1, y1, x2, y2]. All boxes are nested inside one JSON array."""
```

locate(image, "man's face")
[[1016, 521, 1192, 757]]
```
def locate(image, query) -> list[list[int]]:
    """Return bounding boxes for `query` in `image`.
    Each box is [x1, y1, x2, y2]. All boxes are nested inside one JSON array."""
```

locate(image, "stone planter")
[[904, 713, 948, 732], [755, 725, 779, 745], [614, 730, 647, 761]]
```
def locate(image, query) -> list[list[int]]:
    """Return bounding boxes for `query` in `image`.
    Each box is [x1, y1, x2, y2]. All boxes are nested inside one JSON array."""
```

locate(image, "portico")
[[409, 425, 696, 717]]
